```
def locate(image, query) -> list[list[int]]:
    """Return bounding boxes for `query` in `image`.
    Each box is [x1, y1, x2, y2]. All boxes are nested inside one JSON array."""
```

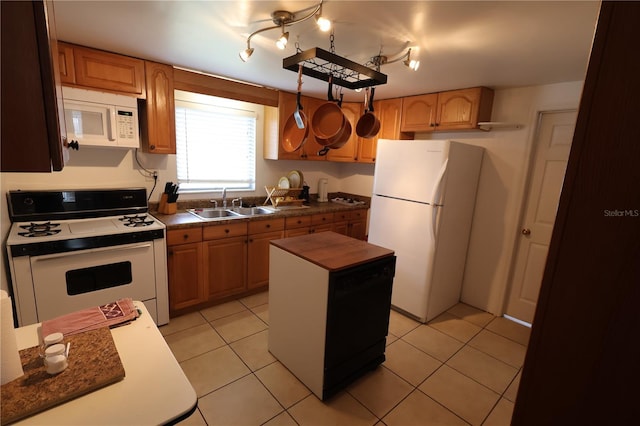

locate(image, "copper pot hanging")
[[311, 76, 347, 141], [356, 87, 380, 138]]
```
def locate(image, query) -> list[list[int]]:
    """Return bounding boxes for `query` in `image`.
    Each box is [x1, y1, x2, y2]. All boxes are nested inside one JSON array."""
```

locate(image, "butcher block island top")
[[270, 231, 394, 272]]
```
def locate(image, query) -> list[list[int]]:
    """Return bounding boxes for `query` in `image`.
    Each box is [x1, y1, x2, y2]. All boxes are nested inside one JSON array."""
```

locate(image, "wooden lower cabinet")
[[333, 209, 367, 240], [284, 215, 312, 237], [247, 218, 285, 290], [167, 210, 368, 315], [204, 235, 247, 299], [167, 242, 205, 311], [167, 228, 205, 313]]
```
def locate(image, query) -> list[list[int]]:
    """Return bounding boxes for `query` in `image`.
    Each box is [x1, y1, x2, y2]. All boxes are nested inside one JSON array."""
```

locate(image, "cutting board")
[[1, 327, 125, 424]]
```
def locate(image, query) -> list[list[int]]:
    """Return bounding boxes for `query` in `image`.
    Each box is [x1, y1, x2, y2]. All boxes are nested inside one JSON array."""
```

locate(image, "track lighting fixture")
[[239, 42, 254, 62], [239, 0, 331, 61], [372, 46, 421, 72], [403, 48, 420, 71], [276, 23, 289, 50]]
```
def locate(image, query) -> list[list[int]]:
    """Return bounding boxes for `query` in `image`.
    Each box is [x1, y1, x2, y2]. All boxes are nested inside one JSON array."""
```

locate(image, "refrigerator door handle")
[[432, 205, 439, 240], [431, 159, 449, 206]]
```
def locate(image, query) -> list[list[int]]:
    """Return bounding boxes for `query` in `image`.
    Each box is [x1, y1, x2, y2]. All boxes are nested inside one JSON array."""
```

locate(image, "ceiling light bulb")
[[409, 59, 420, 71], [239, 47, 254, 62], [316, 15, 331, 32], [276, 31, 289, 50]]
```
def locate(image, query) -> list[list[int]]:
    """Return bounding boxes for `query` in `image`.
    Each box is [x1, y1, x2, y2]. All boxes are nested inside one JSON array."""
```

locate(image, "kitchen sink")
[[187, 206, 276, 220], [232, 206, 276, 216], [186, 208, 244, 220]]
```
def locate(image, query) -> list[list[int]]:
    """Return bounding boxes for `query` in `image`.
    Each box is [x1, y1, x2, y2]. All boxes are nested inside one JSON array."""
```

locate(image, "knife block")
[[158, 194, 177, 215]]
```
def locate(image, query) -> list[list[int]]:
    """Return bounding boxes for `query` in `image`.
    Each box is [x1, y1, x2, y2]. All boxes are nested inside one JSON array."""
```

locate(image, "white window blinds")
[[175, 97, 256, 192]]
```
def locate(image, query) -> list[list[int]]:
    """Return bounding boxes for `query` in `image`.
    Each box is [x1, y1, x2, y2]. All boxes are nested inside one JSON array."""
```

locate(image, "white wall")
[[1, 81, 584, 314]]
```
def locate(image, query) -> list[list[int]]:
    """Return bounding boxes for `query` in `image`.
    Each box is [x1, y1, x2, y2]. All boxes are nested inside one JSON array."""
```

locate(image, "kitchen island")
[[268, 232, 395, 400]]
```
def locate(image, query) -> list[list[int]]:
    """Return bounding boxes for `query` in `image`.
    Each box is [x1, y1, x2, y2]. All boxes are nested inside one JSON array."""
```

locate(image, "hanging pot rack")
[[283, 47, 387, 90]]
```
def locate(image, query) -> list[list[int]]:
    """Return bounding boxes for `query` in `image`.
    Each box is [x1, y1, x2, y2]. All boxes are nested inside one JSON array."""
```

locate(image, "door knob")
[[521, 228, 531, 236]]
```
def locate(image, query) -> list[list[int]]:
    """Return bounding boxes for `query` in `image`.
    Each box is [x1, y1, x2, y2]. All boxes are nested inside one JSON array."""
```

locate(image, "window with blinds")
[[174, 92, 256, 192]]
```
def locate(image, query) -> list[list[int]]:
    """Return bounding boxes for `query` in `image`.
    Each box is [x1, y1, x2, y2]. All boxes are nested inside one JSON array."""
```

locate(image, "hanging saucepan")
[[316, 89, 352, 155], [281, 65, 309, 153], [356, 87, 381, 138], [311, 76, 347, 141]]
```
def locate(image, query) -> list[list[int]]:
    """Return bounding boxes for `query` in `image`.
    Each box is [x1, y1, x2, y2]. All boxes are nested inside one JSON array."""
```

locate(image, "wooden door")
[[168, 242, 205, 312], [72, 45, 145, 96], [506, 110, 576, 323], [247, 230, 284, 289], [142, 61, 176, 154], [400, 93, 438, 132], [57, 42, 75, 84], [436, 87, 493, 130], [204, 236, 247, 299]]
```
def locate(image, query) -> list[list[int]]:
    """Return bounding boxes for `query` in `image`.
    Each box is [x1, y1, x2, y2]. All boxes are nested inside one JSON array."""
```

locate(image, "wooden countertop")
[[270, 231, 394, 272]]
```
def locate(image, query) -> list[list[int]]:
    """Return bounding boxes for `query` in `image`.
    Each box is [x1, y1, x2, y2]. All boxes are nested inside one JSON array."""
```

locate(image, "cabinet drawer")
[[311, 213, 334, 226], [203, 222, 248, 240], [333, 211, 350, 222], [249, 218, 285, 234], [349, 209, 367, 221], [285, 215, 312, 229], [167, 228, 202, 246]]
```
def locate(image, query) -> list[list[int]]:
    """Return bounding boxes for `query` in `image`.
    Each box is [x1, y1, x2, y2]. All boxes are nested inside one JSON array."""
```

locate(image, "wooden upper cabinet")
[[401, 93, 438, 132], [436, 87, 494, 130], [326, 102, 362, 162], [1, 0, 65, 172], [401, 87, 493, 132], [62, 43, 146, 96], [141, 61, 176, 154], [57, 42, 75, 85]]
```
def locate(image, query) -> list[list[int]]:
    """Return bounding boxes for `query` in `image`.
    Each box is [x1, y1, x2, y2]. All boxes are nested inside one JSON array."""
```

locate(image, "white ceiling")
[[53, 1, 601, 102]]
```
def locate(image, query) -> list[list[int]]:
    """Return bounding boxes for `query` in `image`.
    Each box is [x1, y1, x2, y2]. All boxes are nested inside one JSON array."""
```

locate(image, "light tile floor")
[[160, 291, 530, 425]]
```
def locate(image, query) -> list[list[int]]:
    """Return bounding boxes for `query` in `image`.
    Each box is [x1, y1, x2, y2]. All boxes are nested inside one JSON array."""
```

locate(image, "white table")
[[13, 302, 197, 425]]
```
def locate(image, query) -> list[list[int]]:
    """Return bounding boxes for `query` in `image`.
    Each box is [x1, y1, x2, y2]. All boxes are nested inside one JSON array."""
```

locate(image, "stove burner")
[[119, 215, 154, 227], [18, 222, 62, 237]]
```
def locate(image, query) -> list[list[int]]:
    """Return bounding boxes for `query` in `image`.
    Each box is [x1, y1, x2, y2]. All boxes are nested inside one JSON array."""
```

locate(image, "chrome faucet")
[[222, 188, 227, 208], [232, 198, 242, 208]]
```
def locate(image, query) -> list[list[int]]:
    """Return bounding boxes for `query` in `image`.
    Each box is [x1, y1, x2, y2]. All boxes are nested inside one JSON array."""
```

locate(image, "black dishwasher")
[[323, 255, 396, 399]]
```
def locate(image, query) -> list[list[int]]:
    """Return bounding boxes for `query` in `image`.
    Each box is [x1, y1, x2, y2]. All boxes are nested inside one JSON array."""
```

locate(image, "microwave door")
[[64, 101, 114, 147]]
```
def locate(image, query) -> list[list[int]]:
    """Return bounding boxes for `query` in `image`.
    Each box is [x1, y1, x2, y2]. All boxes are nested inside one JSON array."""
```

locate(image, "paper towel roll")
[[1, 290, 24, 385]]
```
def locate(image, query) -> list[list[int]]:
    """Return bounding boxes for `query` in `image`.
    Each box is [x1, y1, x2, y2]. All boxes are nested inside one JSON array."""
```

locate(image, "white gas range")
[[6, 188, 169, 327]]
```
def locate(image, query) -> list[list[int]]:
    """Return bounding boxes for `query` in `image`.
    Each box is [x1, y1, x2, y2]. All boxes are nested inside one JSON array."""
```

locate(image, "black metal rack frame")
[[283, 48, 387, 90]]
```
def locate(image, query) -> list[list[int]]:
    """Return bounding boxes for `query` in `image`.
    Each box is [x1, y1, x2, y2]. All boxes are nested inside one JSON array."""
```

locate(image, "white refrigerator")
[[368, 139, 483, 322]]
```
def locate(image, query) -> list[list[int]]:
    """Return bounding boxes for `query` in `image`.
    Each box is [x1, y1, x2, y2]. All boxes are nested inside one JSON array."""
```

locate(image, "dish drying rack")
[[264, 186, 305, 208]]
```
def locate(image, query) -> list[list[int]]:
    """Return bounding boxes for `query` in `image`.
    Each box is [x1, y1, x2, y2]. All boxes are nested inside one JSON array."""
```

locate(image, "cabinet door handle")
[[266, 224, 271, 228], [183, 234, 189, 240], [225, 229, 230, 234]]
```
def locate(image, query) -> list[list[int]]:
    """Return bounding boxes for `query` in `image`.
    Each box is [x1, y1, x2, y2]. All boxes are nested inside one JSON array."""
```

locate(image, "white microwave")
[[62, 86, 140, 149]]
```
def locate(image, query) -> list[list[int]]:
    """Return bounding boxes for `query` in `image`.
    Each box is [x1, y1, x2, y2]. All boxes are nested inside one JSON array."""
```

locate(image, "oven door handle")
[[30, 243, 153, 261]]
